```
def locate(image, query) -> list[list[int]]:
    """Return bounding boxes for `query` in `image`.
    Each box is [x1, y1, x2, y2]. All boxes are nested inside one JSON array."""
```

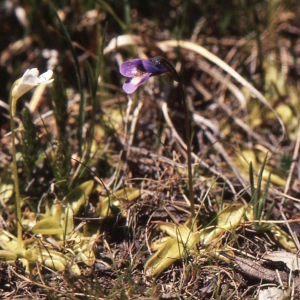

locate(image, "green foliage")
[[63, 180, 94, 215], [52, 141, 69, 192], [249, 155, 271, 227], [280, 153, 293, 176], [21, 107, 40, 180], [52, 74, 69, 147], [0, 180, 96, 274], [54, 9, 85, 156], [249, 156, 296, 252], [97, 187, 140, 218], [51, 76, 70, 192]]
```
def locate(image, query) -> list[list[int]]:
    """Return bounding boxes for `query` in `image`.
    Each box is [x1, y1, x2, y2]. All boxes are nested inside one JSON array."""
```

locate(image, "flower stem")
[[178, 81, 195, 218], [159, 58, 195, 218], [9, 95, 22, 243]]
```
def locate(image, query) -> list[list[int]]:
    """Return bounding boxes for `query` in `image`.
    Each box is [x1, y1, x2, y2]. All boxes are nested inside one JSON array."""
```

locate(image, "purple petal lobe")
[[123, 81, 139, 94], [120, 58, 168, 78], [120, 59, 145, 77], [122, 73, 151, 94]]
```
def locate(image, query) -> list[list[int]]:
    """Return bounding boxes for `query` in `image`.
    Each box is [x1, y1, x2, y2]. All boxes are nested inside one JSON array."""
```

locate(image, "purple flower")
[[119, 58, 169, 94]]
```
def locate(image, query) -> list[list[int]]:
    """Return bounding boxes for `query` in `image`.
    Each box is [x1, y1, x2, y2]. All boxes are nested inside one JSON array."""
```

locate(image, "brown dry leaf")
[[264, 251, 300, 271], [221, 252, 292, 286]]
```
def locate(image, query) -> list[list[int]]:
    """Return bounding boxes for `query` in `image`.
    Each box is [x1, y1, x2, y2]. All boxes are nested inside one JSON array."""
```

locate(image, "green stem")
[[178, 81, 195, 218], [9, 95, 22, 242], [157, 58, 195, 218]]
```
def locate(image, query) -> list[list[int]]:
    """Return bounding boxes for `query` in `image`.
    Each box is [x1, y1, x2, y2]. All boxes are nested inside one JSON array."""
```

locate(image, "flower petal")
[[26, 68, 39, 77], [11, 68, 54, 100], [120, 58, 168, 78], [122, 73, 151, 94], [120, 59, 145, 77], [38, 70, 54, 83], [141, 59, 168, 75]]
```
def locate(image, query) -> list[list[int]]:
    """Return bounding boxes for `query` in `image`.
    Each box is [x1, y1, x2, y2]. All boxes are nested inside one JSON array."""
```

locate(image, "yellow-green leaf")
[[0, 250, 17, 261], [31, 218, 64, 235], [63, 180, 94, 215], [97, 187, 140, 217]]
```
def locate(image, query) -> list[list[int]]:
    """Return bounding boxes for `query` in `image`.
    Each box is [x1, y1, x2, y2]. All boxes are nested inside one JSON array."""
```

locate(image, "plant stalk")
[[178, 81, 195, 218], [158, 58, 195, 218], [9, 95, 22, 242]]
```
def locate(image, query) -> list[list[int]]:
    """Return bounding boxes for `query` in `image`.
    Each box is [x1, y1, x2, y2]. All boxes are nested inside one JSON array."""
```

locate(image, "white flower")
[[11, 68, 54, 100]]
